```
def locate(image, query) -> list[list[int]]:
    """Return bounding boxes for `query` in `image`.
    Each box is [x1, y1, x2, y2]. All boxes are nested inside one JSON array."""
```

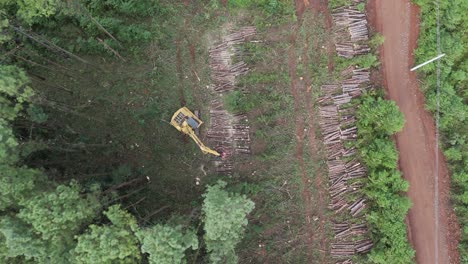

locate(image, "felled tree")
[[202, 181, 254, 264], [72, 205, 140, 264], [136, 225, 198, 264]]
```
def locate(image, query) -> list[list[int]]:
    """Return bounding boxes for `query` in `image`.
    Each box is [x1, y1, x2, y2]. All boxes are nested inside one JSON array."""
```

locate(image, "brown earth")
[[306, 1, 333, 262], [287, 26, 315, 263], [368, 0, 460, 263]]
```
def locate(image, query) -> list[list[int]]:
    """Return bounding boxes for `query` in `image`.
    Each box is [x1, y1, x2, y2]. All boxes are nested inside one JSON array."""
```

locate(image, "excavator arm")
[[181, 123, 220, 156], [170, 107, 220, 156]]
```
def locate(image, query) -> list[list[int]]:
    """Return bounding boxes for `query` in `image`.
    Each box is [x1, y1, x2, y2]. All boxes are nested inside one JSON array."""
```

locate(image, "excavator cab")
[[170, 107, 220, 156]]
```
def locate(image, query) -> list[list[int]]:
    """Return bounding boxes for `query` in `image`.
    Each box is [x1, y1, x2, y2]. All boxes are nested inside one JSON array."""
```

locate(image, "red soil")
[[367, 0, 460, 263], [287, 28, 315, 262]]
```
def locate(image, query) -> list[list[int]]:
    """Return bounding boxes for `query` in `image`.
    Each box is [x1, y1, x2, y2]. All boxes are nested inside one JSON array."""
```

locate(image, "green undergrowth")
[[354, 93, 414, 264]]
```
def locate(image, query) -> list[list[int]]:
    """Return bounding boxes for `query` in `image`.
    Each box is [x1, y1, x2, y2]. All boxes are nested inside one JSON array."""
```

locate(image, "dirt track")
[[368, 0, 458, 263]]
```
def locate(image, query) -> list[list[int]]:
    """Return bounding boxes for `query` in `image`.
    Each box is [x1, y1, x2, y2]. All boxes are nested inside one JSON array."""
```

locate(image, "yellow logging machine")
[[170, 107, 220, 156]]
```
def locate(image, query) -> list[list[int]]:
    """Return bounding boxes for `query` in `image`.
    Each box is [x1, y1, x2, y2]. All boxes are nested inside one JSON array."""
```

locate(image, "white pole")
[[410, 53, 445, 71]]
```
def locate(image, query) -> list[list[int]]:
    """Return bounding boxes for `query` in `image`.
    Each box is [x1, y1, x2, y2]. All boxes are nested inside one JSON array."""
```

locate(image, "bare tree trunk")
[[104, 177, 147, 194], [85, 12, 123, 47], [11, 25, 90, 64], [0, 45, 21, 62], [142, 205, 170, 222], [96, 37, 126, 61], [22, 48, 72, 72], [124, 197, 146, 210], [110, 186, 148, 203], [34, 96, 105, 123], [30, 74, 74, 94]]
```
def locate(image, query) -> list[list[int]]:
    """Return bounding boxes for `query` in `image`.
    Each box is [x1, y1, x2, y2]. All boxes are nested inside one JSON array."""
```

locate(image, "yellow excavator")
[[170, 107, 220, 156]]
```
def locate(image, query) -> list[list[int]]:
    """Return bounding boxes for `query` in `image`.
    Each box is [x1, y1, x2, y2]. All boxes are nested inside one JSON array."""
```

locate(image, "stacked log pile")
[[318, 66, 374, 258], [332, 4, 370, 58], [209, 26, 256, 93], [331, 239, 373, 257], [336, 260, 353, 264], [326, 1, 373, 260], [206, 27, 255, 174], [333, 223, 368, 240]]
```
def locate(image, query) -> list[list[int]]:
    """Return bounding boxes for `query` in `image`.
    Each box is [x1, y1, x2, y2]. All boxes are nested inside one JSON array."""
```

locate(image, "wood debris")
[[209, 27, 256, 93], [336, 260, 353, 264], [331, 239, 373, 258]]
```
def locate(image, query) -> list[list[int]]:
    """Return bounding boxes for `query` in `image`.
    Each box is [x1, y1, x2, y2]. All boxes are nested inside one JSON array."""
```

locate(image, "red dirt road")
[[368, 1, 459, 263]]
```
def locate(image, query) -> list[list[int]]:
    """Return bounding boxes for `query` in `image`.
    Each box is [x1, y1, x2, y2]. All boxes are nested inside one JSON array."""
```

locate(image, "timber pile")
[[207, 100, 251, 175], [207, 27, 255, 174], [331, 239, 373, 257], [336, 260, 353, 264], [355, 239, 373, 253], [332, 5, 369, 58], [333, 222, 368, 240], [331, 242, 355, 257], [209, 27, 256, 93], [323, 2, 376, 258], [318, 70, 373, 257]]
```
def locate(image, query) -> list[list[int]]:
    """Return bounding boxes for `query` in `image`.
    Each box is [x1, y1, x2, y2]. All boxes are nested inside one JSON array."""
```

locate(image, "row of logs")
[[209, 27, 256, 92], [332, 5, 370, 58], [333, 222, 368, 240], [318, 67, 372, 257], [207, 28, 255, 174], [207, 101, 251, 175], [331, 239, 373, 257], [328, 2, 373, 260], [336, 260, 353, 264]]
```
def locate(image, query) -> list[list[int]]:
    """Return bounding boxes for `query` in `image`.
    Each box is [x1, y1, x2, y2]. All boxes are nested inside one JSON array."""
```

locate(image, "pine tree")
[[137, 225, 198, 264], [202, 181, 254, 264], [72, 205, 141, 264]]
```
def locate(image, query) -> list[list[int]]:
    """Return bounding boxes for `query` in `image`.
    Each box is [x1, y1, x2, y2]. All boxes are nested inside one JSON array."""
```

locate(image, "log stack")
[[317, 63, 373, 259], [320, 2, 375, 256], [333, 222, 368, 240], [332, 4, 370, 58], [209, 27, 256, 93], [331, 239, 373, 258], [336, 260, 353, 264], [207, 27, 256, 174]]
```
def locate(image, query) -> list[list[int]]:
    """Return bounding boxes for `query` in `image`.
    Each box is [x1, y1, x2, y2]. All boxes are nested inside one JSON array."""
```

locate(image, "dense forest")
[[0, 1, 259, 263]]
